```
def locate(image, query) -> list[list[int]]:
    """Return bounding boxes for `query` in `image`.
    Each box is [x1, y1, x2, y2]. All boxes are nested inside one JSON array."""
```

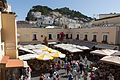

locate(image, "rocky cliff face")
[[25, 5, 93, 28]]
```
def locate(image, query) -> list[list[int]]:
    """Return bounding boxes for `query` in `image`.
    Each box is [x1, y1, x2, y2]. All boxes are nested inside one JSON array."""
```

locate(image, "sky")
[[7, 0, 120, 20]]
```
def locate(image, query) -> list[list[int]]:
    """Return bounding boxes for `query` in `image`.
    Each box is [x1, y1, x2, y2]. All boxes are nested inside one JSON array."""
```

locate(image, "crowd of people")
[[37, 55, 100, 80], [24, 46, 119, 80]]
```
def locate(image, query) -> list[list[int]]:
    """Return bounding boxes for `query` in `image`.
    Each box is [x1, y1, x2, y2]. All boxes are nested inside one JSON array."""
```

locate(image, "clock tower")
[[0, 0, 7, 11]]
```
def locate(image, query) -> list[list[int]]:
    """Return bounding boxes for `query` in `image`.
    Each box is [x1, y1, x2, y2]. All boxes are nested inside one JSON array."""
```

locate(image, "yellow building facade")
[[17, 26, 120, 46], [17, 15, 120, 50], [1, 12, 18, 58]]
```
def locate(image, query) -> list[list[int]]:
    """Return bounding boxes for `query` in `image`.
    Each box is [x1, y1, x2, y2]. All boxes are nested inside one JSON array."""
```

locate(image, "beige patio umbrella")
[[100, 56, 120, 65], [90, 49, 118, 56]]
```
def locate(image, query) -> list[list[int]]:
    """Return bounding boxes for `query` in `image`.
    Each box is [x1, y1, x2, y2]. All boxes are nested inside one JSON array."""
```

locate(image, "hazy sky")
[[7, 0, 120, 20]]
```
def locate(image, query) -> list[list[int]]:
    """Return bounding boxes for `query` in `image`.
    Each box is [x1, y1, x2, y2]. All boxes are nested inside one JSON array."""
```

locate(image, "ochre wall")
[[1, 13, 18, 58], [17, 27, 118, 45]]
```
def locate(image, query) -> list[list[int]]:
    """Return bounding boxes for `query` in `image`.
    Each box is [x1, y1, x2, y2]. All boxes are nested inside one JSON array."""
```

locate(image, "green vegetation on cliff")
[[26, 5, 92, 21]]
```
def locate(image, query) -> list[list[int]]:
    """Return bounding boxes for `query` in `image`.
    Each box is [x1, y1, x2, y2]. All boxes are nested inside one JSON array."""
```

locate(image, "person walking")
[[79, 61, 84, 74], [66, 62, 71, 75], [108, 73, 114, 80], [53, 74, 60, 80], [68, 72, 73, 80], [90, 71, 95, 80], [82, 72, 87, 80]]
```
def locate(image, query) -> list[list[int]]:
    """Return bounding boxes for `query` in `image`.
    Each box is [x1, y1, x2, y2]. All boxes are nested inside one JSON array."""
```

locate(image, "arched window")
[[76, 34, 79, 40], [92, 35, 97, 42], [102, 35, 108, 43], [33, 34, 37, 40], [84, 35, 88, 41]]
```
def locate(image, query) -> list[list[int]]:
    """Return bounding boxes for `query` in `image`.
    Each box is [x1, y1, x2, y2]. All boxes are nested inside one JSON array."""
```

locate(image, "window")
[[70, 34, 72, 39], [49, 21, 51, 23], [33, 34, 37, 40], [66, 34, 69, 39], [41, 35, 43, 37], [57, 34, 60, 39], [102, 35, 108, 43], [92, 35, 97, 42], [49, 34, 52, 40], [84, 35, 88, 41], [76, 34, 79, 40]]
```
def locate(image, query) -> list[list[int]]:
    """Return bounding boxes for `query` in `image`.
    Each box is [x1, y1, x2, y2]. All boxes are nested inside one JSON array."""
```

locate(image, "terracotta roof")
[[0, 56, 9, 64], [6, 59, 24, 68]]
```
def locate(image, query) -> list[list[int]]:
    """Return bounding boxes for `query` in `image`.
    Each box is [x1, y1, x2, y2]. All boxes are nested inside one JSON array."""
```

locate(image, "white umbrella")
[[90, 49, 118, 56], [34, 44, 47, 49], [54, 44, 83, 53], [18, 47, 35, 54], [111, 51, 120, 56], [100, 56, 120, 65], [23, 45, 36, 49], [32, 49, 43, 54], [19, 54, 38, 60], [76, 45, 90, 50]]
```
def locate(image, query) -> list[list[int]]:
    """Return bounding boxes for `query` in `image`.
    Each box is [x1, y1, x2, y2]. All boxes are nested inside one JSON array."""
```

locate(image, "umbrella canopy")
[[50, 50, 66, 58], [32, 49, 43, 54], [111, 51, 120, 56], [18, 47, 35, 54], [34, 44, 47, 49], [36, 52, 54, 60], [76, 45, 90, 50], [100, 56, 120, 65], [18, 54, 37, 60], [54, 44, 83, 53], [23, 45, 36, 49], [90, 49, 118, 56]]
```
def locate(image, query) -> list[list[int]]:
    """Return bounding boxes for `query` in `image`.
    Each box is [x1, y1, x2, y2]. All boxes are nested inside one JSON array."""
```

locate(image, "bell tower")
[[0, 0, 7, 11]]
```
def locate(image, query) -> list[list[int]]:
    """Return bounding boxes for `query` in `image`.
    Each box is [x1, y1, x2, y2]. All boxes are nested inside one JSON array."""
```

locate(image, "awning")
[[6, 59, 24, 68], [95, 44, 118, 50]]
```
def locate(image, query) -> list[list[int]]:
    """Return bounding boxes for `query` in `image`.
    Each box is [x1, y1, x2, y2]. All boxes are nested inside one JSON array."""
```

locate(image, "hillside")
[[26, 5, 92, 22]]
